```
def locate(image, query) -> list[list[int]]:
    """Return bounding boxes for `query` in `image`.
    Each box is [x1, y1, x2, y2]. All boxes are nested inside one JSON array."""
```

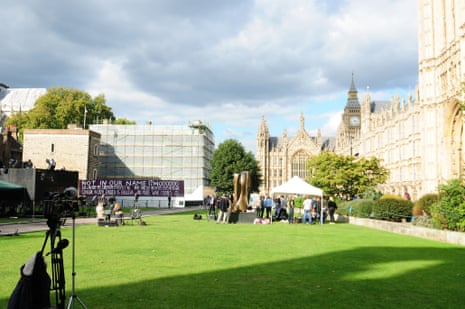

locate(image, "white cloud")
[[1, 0, 418, 153]]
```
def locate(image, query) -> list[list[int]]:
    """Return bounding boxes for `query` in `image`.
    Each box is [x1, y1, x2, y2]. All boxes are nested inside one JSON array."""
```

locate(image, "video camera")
[[42, 187, 84, 226]]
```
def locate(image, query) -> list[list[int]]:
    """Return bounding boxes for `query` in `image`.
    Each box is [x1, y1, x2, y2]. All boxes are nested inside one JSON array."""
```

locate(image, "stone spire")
[[345, 72, 361, 110], [257, 115, 269, 138]]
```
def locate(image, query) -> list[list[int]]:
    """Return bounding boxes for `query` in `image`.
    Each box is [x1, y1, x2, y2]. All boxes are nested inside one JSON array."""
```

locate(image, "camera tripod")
[[66, 212, 87, 309], [204, 200, 217, 221], [40, 216, 67, 309]]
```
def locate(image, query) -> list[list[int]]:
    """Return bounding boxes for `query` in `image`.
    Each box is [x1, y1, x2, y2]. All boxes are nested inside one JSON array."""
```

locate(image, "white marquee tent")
[[271, 176, 325, 224], [271, 176, 323, 197]]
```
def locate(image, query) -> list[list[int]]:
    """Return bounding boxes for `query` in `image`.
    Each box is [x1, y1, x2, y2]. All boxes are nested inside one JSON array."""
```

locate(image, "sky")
[[1, 0, 418, 153]]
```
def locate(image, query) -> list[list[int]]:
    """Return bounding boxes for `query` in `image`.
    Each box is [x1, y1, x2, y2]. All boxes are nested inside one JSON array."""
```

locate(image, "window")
[[291, 151, 310, 179], [93, 144, 99, 156], [51, 143, 55, 152]]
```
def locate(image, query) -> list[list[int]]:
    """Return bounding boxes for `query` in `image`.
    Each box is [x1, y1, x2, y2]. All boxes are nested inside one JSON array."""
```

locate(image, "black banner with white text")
[[79, 179, 184, 197]]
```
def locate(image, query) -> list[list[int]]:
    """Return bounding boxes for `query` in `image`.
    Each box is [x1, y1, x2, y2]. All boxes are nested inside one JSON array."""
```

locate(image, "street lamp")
[[349, 136, 359, 157], [350, 136, 353, 156]]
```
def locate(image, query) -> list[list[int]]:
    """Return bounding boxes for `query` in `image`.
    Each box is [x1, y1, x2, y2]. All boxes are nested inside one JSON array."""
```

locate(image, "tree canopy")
[[306, 152, 388, 199], [6, 87, 119, 133], [114, 118, 136, 125], [209, 139, 261, 195]]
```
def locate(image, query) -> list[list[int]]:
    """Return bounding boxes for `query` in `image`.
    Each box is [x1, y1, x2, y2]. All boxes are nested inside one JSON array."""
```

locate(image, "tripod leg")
[[67, 214, 87, 309], [51, 249, 66, 309], [67, 295, 87, 309], [48, 229, 66, 309]]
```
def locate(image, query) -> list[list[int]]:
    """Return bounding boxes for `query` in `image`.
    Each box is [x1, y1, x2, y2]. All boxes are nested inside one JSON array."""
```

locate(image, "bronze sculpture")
[[233, 171, 250, 212]]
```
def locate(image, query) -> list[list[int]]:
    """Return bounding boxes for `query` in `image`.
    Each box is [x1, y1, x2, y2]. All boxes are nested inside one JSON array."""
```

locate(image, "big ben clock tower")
[[335, 73, 362, 155], [343, 73, 361, 135]]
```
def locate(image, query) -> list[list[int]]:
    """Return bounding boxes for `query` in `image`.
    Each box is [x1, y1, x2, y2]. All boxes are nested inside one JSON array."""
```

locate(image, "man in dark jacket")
[[328, 196, 338, 224], [217, 194, 230, 224]]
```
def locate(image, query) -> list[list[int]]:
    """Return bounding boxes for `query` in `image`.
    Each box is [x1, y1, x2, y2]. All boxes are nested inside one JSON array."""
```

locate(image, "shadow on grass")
[[4, 245, 463, 309], [2, 211, 465, 309]]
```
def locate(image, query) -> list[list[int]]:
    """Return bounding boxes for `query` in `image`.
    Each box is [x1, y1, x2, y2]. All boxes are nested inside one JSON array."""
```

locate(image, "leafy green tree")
[[306, 152, 353, 197], [307, 152, 388, 199], [356, 157, 389, 196], [209, 139, 261, 195], [6, 87, 116, 132], [114, 118, 136, 125]]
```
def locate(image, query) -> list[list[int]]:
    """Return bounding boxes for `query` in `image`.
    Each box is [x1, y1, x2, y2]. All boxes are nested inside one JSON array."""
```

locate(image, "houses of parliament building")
[[257, 0, 464, 200]]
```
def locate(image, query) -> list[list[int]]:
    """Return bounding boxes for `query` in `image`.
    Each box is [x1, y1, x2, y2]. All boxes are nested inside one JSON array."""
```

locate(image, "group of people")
[[95, 194, 124, 223], [302, 196, 338, 224], [254, 195, 291, 221], [205, 194, 233, 224], [204, 193, 339, 224]]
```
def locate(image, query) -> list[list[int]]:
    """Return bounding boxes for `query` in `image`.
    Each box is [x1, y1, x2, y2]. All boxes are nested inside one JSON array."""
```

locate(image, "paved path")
[[0, 206, 202, 236]]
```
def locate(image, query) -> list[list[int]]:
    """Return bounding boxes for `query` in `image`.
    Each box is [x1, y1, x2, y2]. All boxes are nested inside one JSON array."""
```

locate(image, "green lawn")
[[1, 211, 465, 308]]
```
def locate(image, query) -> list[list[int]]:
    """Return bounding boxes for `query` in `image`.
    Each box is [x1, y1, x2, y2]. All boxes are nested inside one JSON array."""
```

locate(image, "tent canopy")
[[0, 180, 30, 201], [271, 176, 323, 197]]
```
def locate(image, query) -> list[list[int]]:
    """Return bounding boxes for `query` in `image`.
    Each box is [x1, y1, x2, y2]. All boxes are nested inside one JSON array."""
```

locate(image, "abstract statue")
[[233, 171, 250, 212]]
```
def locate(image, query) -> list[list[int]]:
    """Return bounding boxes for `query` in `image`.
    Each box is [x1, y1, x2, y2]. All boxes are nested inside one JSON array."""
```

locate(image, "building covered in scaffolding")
[[90, 121, 215, 204]]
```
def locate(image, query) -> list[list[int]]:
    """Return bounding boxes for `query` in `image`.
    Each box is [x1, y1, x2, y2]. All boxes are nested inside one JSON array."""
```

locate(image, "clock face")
[[350, 116, 360, 127]]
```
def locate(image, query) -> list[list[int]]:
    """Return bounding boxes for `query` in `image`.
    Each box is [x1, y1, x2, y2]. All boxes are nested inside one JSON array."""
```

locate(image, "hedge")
[[372, 198, 413, 222]]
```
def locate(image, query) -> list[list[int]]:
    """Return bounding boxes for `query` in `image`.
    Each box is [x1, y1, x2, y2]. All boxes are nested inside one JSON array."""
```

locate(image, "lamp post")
[[83, 105, 87, 128], [350, 136, 353, 156]]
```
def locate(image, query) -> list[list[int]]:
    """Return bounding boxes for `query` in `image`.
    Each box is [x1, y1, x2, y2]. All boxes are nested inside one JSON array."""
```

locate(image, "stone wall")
[[347, 216, 465, 247]]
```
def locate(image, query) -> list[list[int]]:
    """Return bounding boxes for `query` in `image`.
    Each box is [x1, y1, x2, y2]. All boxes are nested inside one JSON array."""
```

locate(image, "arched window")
[[291, 151, 310, 179]]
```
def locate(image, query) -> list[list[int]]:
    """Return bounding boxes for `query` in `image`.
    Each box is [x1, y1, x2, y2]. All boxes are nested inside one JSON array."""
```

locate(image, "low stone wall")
[[346, 216, 465, 246]]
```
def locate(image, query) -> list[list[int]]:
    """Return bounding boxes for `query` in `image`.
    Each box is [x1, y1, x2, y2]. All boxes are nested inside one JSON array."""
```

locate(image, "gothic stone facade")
[[256, 114, 334, 195], [336, 0, 465, 200]]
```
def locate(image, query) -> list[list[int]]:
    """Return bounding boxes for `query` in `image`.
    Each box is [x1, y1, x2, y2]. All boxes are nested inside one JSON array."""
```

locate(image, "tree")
[[432, 179, 465, 231], [114, 118, 136, 125], [209, 139, 261, 195], [307, 152, 388, 198], [6, 87, 116, 133], [356, 156, 389, 196]]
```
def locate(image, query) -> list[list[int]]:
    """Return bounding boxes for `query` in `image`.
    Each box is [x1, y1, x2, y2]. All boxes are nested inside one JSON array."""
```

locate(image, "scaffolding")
[[90, 122, 214, 206]]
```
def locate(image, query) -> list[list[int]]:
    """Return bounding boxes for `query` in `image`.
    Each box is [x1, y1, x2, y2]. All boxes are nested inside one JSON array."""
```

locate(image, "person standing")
[[252, 194, 262, 218], [99, 194, 108, 208], [224, 194, 233, 223], [256, 195, 264, 218], [403, 188, 411, 200], [217, 194, 229, 224], [328, 196, 338, 224], [263, 195, 273, 218], [302, 196, 313, 224], [279, 195, 287, 219], [274, 196, 281, 218], [207, 194, 217, 218], [288, 197, 295, 223]]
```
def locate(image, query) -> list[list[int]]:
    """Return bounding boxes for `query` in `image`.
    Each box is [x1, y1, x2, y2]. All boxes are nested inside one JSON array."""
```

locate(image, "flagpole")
[[83, 106, 87, 128]]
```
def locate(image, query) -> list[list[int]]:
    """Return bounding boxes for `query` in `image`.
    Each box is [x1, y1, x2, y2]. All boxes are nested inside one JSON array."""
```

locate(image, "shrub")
[[412, 204, 423, 217], [337, 199, 374, 218], [432, 179, 465, 232], [362, 187, 383, 200], [412, 215, 433, 228], [348, 200, 373, 218], [380, 194, 404, 200], [372, 198, 413, 222], [336, 200, 350, 216], [414, 193, 439, 216], [294, 197, 304, 209]]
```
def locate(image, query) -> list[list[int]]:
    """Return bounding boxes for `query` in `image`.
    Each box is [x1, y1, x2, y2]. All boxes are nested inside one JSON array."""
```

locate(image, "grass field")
[[1, 211, 465, 308]]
